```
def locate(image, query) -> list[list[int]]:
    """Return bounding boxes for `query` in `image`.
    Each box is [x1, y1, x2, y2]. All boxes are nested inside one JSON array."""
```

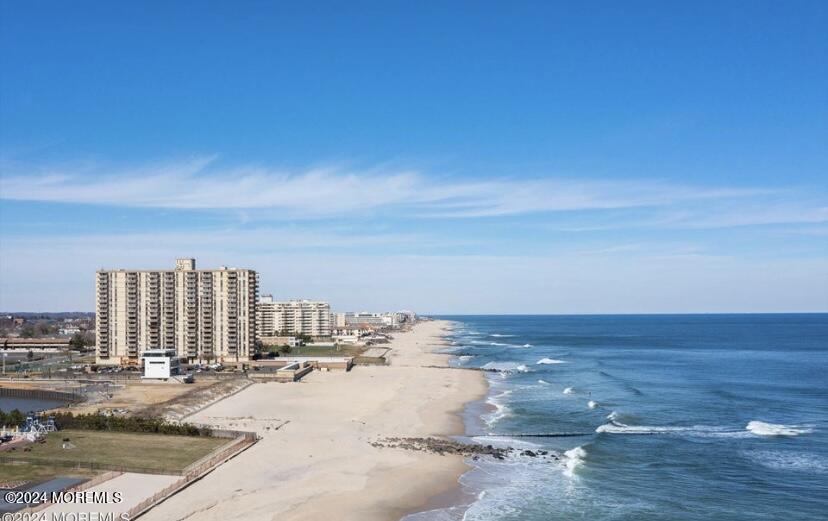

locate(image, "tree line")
[[0, 410, 213, 437]]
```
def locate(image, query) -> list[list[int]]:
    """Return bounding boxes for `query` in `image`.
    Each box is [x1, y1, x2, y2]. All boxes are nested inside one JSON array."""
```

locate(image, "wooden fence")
[[127, 432, 257, 519]]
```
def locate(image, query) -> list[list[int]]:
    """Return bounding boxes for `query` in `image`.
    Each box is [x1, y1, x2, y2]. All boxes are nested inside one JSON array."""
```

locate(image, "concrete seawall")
[[0, 386, 80, 403]]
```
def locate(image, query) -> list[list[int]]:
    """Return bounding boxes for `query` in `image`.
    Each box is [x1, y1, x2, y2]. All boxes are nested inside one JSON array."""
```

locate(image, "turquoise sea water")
[[409, 314, 828, 521]]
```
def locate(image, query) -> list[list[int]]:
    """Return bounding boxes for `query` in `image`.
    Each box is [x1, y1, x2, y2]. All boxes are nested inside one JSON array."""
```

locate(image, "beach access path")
[[142, 319, 486, 521]]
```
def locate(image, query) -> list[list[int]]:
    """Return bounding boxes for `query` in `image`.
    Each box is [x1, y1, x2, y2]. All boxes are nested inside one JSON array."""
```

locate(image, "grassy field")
[[0, 461, 98, 483], [0, 430, 228, 478], [288, 345, 365, 357]]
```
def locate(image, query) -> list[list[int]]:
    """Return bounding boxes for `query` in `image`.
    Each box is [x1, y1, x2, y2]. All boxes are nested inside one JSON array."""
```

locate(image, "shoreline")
[[140, 319, 488, 521], [398, 319, 489, 520]]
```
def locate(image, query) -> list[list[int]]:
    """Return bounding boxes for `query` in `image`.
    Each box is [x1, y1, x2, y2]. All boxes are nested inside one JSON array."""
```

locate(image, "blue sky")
[[1, 1, 827, 313]]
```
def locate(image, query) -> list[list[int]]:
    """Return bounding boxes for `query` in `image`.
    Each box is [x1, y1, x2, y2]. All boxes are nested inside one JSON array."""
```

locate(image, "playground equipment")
[[0, 412, 58, 442]]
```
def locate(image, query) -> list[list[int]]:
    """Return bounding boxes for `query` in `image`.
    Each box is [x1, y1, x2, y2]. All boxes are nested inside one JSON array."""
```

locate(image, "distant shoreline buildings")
[[93, 258, 417, 365], [256, 296, 331, 338], [334, 311, 417, 329]]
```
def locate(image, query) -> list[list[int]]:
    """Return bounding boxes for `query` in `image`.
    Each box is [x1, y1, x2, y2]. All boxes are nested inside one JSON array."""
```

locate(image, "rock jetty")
[[370, 436, 559, 462]]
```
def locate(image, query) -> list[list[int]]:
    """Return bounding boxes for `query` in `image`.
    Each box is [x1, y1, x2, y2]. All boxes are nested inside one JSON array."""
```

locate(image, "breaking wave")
[[563, 387, 575, 395], [595, 420, 810, 439], [595, 421, 744, 437], [484, 390, 514, 427], [536, 358, 566, 365], [746, 421, 813, 437], [563, 445, 587, 478], [482, 361, 530, 374]]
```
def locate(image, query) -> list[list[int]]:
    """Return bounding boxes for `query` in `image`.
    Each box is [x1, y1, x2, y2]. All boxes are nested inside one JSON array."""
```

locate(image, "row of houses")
[[94, 258, 416, 365]]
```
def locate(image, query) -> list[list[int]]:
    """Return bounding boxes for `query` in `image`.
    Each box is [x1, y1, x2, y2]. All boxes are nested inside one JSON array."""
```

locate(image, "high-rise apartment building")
[[96, 258, 258, 365], [256, 296, 331, 337]]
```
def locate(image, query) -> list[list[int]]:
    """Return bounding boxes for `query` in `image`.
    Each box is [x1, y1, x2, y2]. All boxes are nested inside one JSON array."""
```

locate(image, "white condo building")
[[95, 258, 258, 365], [256, 296, 331, 337], [336, 311, 417, 328]]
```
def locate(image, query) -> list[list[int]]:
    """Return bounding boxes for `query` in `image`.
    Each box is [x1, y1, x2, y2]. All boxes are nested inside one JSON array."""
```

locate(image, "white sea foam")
[[746, 421, 813, 437], [472, 435, 540, 450], [536, 358, 565, 364], [538, 379, 550, 385], [484, 390, 513, 427], [742, 450, 828, 473], [458, 355, 474, 362], [597, 422, 692, 434], [491, 341, 526, 348], [607, 411, 620, 421], [563, 446, 587, 478], [482, 361, 530, 374], [596, 421, 749, 438], [588, 400, 598, 409], [522, 343, 533, 348], [490, 334, 515, 338], [563, 387, 575, 395]]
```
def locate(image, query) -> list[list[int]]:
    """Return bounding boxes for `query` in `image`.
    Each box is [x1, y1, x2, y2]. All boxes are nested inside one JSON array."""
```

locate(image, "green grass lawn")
[[0, 430, 227, 475], [0, 461, 98, 484]]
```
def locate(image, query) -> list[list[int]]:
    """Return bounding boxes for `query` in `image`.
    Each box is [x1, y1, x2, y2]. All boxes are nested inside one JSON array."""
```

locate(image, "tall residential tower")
[[95, 258, 258, 365]]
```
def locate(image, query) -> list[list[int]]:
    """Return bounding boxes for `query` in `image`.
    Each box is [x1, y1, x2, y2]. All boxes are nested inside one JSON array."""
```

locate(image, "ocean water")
[[414, 314, 828, 521], [0, 397, 65, 413]]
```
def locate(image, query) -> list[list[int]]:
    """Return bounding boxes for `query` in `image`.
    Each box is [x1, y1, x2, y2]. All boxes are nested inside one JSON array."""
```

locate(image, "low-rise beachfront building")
[[331, 325, 374, 344], [141, 348, 181, 379], [95, 258, 258, 365], [259, 335, 302, 348], [256, 296, 331, 337]]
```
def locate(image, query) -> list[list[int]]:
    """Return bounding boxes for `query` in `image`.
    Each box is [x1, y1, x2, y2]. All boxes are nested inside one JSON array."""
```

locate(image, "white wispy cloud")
[[0, 156, 786, 219]]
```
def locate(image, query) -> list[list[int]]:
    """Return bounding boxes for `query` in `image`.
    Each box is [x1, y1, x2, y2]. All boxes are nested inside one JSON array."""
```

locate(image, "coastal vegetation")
[[52, 412, 213, 436], [0, 410, 213, 437], [0, 408, 26, 427]]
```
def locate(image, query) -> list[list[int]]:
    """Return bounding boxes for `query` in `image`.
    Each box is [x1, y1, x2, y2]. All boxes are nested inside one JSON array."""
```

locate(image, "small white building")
[[141, 349, 181, 379]]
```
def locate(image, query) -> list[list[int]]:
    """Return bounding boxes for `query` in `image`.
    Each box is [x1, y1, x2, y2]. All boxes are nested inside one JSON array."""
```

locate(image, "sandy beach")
[[142, 319, 486, 521]]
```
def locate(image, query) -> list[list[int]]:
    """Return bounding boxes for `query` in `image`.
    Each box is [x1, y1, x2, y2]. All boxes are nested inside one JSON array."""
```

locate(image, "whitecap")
[[536, 358, 565, 365], [746, 421, 813, 437], [490, 334, 515, 338], [588, 400, 598, 409], [538, 379, 550, 385], [563, 387, 574, 395], [484, 390, 514, 427], [481, 361, 531, 374], [522, 344, 533, 348], [595, 421, 748, 438], [563, 446, 587, 478]]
